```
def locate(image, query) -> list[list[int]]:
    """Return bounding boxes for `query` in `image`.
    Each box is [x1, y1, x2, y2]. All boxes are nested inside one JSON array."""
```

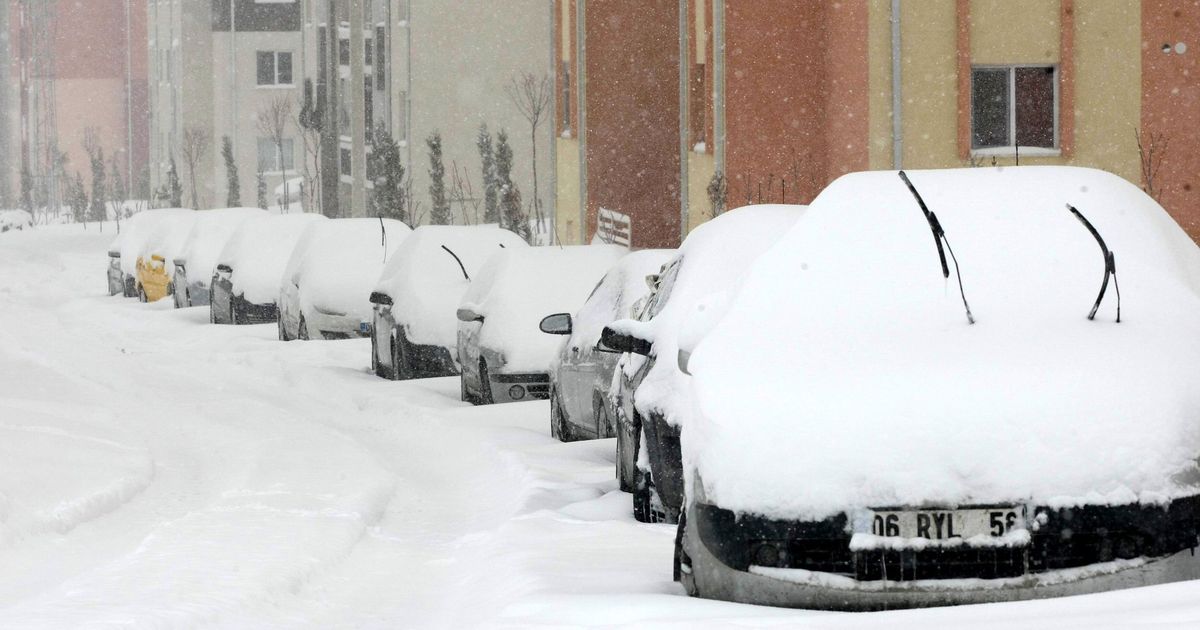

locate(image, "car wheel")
[[230, 304, 238, 326], [550, 385, 571, 441], [277, 317, 289, 341], [298, 316, 310, 341], [478, 359, 495, 405], [594, 394, 613, 439], [393, 335, 412, 381], [616, 411, 640, 493], [137, 285, 147, 303], [633, 470, 665, 524]]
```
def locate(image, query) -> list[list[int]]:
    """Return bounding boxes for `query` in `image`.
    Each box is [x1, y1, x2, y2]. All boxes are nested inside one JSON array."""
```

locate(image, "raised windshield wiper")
[[1066, 204, 1121, 322], [441, 245, 470, 281], [898, 171, 975, 325]]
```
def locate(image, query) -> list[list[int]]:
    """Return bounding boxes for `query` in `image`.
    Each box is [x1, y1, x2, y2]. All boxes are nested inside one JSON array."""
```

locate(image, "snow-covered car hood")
[[292, 218, 411, 321], [178, 208, 267, 289], [459, 245, 627, 372], [685, 167, 1200, 521], [374, 225, 528, 349], [218, 213, 326, 305]]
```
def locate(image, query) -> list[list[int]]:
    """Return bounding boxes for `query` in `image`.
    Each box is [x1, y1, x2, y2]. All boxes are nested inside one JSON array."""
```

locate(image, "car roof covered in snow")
[[118, 208, 194, 275], [217, 213, 327, 305], [177, 208, 268, 286], [460, 244, 628, 372], [685, 166, 1200, 521], [374, 225, 528, 350], [611, 204, 806, 426], [285, 217, 412, 321]]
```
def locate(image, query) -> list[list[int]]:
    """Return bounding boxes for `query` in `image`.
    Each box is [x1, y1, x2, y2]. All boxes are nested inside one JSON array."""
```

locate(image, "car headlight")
[[508, 385, 526, 400]]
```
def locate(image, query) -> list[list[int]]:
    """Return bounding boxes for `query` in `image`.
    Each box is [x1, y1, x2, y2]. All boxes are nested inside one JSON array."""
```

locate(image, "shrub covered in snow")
[[0, 210, 34, 233]]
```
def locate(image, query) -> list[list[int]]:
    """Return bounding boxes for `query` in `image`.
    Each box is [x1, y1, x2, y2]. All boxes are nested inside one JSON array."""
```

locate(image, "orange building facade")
[[556, 1, 1200, 247]]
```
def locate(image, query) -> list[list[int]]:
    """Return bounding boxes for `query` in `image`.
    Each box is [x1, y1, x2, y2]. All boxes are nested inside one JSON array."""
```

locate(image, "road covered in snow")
[[2, 224, 1200, 628]]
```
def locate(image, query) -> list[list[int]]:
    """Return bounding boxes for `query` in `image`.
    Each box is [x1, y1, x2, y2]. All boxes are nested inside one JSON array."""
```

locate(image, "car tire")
[[230, 304, 238, 326], [298, 316, 310, 341], [478, 359, 495, 405], [633, 470, 665, 524], [393, 335, 413, 381], [137, 285, 147, 303], [459, 371, 476, 404], [278, 317, 289, 341], [550, 385, 568, 441], [594, 394, 613, 439], [616, 411, 640, 493]]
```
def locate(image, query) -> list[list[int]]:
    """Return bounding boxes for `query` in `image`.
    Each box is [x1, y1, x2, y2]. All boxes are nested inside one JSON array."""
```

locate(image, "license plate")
[[870, 507, 1024, 540], [359, 322, 371, 334]]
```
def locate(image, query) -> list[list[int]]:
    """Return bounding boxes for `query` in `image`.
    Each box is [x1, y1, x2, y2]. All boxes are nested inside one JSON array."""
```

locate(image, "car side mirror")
[[456, 306, 484, 322], [539, 313, 572, 335], [677, 349, 692, 375], [369, 291, 393, 306], [601, 324, 652, 356], [216, 264, 232, 274]]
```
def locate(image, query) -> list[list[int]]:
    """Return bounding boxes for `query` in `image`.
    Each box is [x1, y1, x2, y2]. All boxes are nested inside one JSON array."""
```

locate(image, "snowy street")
[[4, 225, 1200, 628]]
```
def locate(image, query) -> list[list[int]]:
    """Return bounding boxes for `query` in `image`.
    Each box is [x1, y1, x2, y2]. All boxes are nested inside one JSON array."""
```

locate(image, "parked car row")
[[104, 166, 1200, 611]]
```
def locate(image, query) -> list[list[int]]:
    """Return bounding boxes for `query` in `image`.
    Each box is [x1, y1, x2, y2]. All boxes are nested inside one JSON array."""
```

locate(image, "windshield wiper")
[[898, 171, 975, 324], [441, 245, 470, 281], [1066, 204, 1121, 322]]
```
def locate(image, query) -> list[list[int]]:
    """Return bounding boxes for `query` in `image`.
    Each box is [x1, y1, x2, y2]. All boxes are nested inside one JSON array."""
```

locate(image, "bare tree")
[[1135, 128, 1168, 201], [257, 95, 295, 210], [449, 160, 481, 225], [504, 72, 552, 238], [297, 79, 323, 213], [180, 126, 211, 209]]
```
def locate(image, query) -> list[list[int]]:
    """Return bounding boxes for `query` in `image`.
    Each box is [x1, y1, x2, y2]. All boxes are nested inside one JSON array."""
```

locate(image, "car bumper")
[[187, 282, 210, 307], [308, 309, 370, 340], [684, 500, 1200, 611], [487, 372, 551, 403], [231, 294, 278, 324]]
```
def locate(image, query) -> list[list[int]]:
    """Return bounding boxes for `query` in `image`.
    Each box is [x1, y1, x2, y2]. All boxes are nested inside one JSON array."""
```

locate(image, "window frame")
[[970, 63, 1060, 158], [256, 137, 296, 174], [256, 51, 295, 88]]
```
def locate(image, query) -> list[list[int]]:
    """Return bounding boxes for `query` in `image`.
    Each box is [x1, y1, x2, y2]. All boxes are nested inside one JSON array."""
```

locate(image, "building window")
[[364, 76, 374, 141], [317, 26, 328, 84], [375, 26, 386, 88], [396, 90, 407, 141], [257, 51, 294, 86], [338, 38, 350, 66], [971, 65, 1057, 151], [257, 138, 295, 172], [340, 147, 352, 176], [364, 38, 373, 66]]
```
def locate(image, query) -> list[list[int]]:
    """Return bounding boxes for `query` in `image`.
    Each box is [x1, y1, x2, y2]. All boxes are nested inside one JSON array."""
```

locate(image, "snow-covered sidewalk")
[[1, 224, 1199, 628]]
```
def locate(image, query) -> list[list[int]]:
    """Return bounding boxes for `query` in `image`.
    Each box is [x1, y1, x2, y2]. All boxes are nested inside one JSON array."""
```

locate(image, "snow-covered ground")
[[2, 223, 1200, 628]]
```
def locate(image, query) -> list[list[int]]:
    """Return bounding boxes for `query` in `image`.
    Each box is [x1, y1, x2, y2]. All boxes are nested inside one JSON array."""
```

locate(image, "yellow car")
[[135, 254, 173, 303]]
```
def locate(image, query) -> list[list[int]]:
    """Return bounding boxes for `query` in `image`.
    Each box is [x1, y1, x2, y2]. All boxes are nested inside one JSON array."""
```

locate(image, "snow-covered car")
[[456, 244, 627, 405], [673, 167, 1200, 610], [116, 208, 193, 298], [134, 212, 198, 302], [369, 225, 528, 380], [601, 205, 804, 522], [279, 218, 411, 341], [172, 208, 266, 308], [540, 249, 674, 442], [210, 213, 326, 325], [0, 209, 33, 232]]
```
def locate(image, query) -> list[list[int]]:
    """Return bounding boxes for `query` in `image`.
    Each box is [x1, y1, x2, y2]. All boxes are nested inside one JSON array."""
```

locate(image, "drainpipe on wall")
[[713, 0, 725, 176], [678, 0, 689, 244], [576, 0, 587, 244], [230, 0, 237, 185], [548, 0, 557, 243], [350, 0, 366, 217], [891, 0, 903, 170]]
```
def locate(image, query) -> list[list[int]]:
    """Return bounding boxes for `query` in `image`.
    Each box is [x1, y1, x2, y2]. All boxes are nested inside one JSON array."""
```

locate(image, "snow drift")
[[685, 167, 1200, 521]]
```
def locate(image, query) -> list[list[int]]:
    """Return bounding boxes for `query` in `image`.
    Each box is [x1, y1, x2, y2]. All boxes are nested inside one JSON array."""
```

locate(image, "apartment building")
[[558, 0, 1200, 247], [149, 0, 301, 210], [4, 0, 148, 212], [300, 0, 554, 225]]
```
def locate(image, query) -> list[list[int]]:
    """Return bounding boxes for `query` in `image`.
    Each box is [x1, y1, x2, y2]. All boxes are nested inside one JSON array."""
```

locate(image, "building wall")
[[1143, 0, 1200, 238], [583, 0, 681, 249]]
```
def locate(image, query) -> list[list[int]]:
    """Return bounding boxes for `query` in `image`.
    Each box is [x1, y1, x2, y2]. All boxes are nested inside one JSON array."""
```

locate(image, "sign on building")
[[595, 208, 632, 248]]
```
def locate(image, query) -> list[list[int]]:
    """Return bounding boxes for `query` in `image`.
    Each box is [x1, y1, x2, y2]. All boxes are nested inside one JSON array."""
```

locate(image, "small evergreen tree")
[[256, 169, 268, 210], [69, 172, 88, 225], [221, 136, 241, 207], [427, 131, 450, 224], [370, 123, 408, 224], [165, 156, 183, 207], [109, 154, 128, 232], [88, 145, 107, 224], [20, 164, 33, 213], [495, 130, 530, 242], [476, 124, 498, 224]]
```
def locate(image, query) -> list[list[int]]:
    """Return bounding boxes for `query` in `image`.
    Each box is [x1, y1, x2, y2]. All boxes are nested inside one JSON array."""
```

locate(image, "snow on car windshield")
[[686, 166, 1200, 521], [294, 218, 411, 319], [375, 225, 528, 349], [460, 244, 627, 372]]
